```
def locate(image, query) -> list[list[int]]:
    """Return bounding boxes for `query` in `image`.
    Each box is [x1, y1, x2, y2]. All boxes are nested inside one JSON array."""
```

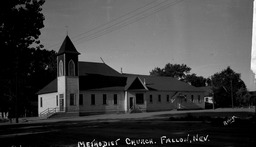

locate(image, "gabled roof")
[[123, 73, 204, 92], [37, 79, 57, 95], [125, 76, 148, 91], [79, 61, 121, 77], [57, 36, 80, 55], [37, 63, 204, 95]]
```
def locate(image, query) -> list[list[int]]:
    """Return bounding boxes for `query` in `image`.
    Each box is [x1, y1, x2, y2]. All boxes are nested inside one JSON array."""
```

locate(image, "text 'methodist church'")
[[37, 36, 205, 117]]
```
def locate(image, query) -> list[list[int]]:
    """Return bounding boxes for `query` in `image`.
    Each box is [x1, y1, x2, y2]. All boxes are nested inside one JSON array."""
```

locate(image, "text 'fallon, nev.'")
[[160, 134, 210, 144]]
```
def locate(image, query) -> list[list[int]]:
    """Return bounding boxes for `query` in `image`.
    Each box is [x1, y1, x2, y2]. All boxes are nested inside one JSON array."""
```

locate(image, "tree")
[[236, 87, 251, 107], [0, 0, 45, 122], [150, 67, 165, 76], [23, 48, 57, 117], [150, 63, 208, 87], [150, 63, 191, 80], [184, 73, 207, 87], [211, 66, 246, 108]]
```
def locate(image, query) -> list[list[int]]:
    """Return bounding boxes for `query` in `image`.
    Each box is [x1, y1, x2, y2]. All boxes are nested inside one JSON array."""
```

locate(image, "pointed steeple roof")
[[57, 35, 80, 55]]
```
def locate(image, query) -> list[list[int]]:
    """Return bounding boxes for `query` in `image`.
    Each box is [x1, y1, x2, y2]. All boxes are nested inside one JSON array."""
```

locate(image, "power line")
[[72, 0, 160, 40], [47, 0, 160, 50], [74, 0, 184, 44], [73, 0, 169, 43], [47, 0, 184, 50]]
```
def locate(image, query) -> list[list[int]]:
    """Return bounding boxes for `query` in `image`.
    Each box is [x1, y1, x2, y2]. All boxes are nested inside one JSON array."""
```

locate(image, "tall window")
[[40, 97, 43, 107], [79, 94, 83, 105], [149, 95, 153, 103], [166, 95, 170, 102], [70, 94, 76, 106], [103, 94, 107, 105], [191, 95, 194, 103], [68, 60, 75, 76], [56, 95, 58, 106], [158, 95, 161, 102], [91, 94, 95, 105], [198, 95, 201, 103], [114, 94, 118, 105], [59, 60, 64, 76]]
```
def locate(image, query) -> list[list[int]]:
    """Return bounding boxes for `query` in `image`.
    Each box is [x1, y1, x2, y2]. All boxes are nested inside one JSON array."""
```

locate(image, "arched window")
[[68, 60, 75, 76], [59, 60, 64, 76]]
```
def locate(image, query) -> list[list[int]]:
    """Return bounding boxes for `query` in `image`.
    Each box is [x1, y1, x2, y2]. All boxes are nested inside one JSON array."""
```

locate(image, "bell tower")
[[57, 35, 80, 113]]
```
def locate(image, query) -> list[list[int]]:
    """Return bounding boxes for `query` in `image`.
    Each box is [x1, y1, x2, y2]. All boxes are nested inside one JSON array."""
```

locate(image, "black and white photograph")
[[0, 0, 256, 146]]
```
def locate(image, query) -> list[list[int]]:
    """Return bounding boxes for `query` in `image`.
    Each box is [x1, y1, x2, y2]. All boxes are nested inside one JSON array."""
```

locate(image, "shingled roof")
[[79, 61, 121, 77], [123, 74, 204, 92], [37, 62, 123, 94], [37, 79, 57, 95], [57, 35, 80, 55], [37, 62, 204, 95]]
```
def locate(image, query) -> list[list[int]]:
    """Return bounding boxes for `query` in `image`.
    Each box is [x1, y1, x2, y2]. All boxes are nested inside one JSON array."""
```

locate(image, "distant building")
[[199, 86, 214, 109], [200, 86, 213, 103], [37, 36, 205, 117]]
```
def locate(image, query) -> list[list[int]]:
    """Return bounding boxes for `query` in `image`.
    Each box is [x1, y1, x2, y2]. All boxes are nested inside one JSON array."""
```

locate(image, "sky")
[[39, 0, 256, 90]]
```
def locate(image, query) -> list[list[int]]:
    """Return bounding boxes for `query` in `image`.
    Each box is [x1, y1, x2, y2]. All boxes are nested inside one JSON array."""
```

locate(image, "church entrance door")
[[59, 98, 64, 112], [130, 97, 134, 109]]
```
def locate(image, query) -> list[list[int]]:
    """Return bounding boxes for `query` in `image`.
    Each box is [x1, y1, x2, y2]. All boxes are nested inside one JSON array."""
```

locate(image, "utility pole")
[[212, 90, 215, 110], [230, 79, 234, 109], [15, 47, 19, 123], [211, 78, 215, 110]]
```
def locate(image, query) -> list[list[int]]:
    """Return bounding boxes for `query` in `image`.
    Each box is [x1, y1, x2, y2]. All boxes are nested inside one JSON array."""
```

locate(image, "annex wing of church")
[[37, 36, 205, 117]]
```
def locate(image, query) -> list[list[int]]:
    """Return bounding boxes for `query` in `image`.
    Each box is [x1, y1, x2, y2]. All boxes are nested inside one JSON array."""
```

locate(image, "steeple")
[[57, 35, 80, 55], [56, 35, 80, 113], [57, 35, 80, 77]]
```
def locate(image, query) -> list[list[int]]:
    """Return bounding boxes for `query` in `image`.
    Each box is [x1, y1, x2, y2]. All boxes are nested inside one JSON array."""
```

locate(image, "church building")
[[37, 36, 205, 117]]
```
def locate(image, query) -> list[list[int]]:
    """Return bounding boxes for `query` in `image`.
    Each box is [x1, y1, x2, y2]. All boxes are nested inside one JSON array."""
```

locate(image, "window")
[[184, 94, 187, 102], [136, 93, 144, 104], [56, 95, 58, 106], [158, 95, 161, 102], [149, 95, 153, 103], [198, 95, 201, 103], [68, 60, 75, 76], [70, 94, 76, 106], [191, 95, 194, 103], [103, 94, 107, 105], [114, 94, 118, 105], [91, 94, 95, 105], [40, 97, 43, 107], [79, 94, 83, 105], [59, 60, 64, 76], [166, 95, 169, 102]]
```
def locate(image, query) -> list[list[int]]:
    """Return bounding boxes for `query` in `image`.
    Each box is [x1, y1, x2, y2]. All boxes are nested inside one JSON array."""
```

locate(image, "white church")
[[37, 36, 205, 117]]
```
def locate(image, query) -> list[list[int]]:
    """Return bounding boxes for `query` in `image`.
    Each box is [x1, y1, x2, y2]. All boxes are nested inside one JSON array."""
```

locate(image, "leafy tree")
[[150, 63, 208, 87], [150, 63, 191, 80], [211, 66, 246, 108], [184, 73, 207, 87], [0, 0, 45, 122], [150, 67, 165, 76], [24, 48, 57, 117], [236, 87, 251, 107]]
